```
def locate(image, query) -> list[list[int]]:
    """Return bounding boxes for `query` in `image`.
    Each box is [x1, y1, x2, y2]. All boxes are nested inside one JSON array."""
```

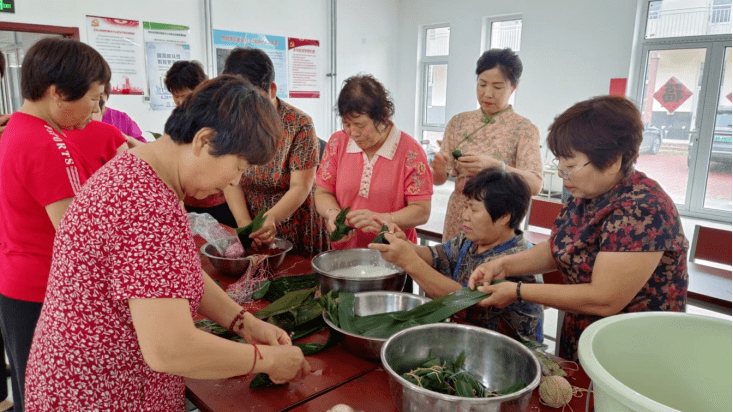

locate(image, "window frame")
[[628, 0, 732, 223], [418, 23, 450, 147]]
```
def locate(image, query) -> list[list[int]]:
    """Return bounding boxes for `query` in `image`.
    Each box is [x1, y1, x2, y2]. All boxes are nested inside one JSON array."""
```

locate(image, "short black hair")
[[475, 48, 523, 87], [337, 74, 395, 128], [21, 38, 111, 102], [164, 60, 207, 94], [223, 47, 274, 92], [547, 95, 643, 175], [164, 75, 281, 165], [462, 168, 531, 232]]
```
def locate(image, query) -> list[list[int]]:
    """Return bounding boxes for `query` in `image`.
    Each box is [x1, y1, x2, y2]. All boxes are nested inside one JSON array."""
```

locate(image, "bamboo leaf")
[[337, 292, 357, 334], [371, 224, 390, 244], [236, 210, 267, 250], [330, 207, 355, 241], [253, 288, 314, 319]]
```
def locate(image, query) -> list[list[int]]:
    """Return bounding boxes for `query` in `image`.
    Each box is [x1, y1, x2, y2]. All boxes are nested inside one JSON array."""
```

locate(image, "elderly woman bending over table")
[[24, 76, 310, 410], [371, 168, 543, 343], [432, 48, 543, 241], [315, 74, 433, 248], [469, 95, 688, 361]]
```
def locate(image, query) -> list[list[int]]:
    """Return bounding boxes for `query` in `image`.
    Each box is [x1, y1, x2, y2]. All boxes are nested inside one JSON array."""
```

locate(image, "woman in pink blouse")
[[432, 48, 543, 241], [315, 74, 433, 249]]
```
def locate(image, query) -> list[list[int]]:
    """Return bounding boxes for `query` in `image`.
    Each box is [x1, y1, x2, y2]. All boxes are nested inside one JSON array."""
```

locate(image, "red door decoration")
[[653, 77, 693, 113]]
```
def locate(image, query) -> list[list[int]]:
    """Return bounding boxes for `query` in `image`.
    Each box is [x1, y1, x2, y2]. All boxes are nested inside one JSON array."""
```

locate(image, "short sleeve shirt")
[[550, 170, 688, 361], [102, 107, 146, 142], [66, 120, 127, 171], [429, 233, 544, 342], [439, 107, 543, 241], [316, 127, 433, 248], [239, 100, 329, 256], [0, 112, 95, 302], [25, 152, 204, 411]]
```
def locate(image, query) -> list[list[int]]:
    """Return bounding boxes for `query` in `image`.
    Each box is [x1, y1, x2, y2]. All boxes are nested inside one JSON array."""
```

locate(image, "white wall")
[[0, 0, 207, 137], [393, 0, 639, 160], [336, 0, 400, 130]]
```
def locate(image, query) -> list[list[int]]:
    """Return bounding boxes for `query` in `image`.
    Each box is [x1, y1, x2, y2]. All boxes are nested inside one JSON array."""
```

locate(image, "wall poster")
[[86, 16, 146, 95], [287, 38, 320, 98], [212, 29, 288, 99], [143, 22, 192, 111]]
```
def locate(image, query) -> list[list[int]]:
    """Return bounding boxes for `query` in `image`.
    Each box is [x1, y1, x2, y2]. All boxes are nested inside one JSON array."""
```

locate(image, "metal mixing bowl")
[[311, 248, 406, 293], [381, 323, 541, 411], [323, 291, 432, 361], [200, 237, 293, 278]]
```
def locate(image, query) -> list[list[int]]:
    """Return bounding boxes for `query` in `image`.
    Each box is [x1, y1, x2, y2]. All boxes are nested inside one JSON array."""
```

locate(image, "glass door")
[[638, 40, 731, 221]]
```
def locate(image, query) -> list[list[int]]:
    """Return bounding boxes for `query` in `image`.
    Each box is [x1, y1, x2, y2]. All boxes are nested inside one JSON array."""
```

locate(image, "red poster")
[[653, 77, 692, 113]]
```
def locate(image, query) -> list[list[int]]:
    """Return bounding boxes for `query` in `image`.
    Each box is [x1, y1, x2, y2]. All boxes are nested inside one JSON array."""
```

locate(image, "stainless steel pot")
[[311, 248, 406, 293], [200, 237, 293, 278], [322, 291, 432, 361], [381, 323, 542, 411]]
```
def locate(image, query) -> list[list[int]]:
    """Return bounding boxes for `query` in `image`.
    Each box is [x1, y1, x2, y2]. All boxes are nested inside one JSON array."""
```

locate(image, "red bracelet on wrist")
[[247, 343, 264, 376], [228, 308, 247, 335]]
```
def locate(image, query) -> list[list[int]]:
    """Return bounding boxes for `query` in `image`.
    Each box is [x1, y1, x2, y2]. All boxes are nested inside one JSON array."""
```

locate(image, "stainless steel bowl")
[[200, 237, 293, 278], [311, 248, 406, 293], [323, 291, 432, 361], [381, 323, 542, 412]]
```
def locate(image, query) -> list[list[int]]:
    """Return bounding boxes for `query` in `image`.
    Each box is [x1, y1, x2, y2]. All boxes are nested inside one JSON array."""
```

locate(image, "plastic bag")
[[188, 212, 238, 255]]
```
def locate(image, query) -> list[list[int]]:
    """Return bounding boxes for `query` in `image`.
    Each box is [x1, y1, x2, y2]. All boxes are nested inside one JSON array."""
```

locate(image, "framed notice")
[[143, 22, 192, 110], [86, 16, 146, 95], [287, 38, 320, 98]]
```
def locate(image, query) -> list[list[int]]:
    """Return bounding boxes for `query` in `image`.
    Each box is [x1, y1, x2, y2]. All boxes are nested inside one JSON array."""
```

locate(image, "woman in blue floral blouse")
[[371, 168, 544, 343], [468, 95, 688, 361]]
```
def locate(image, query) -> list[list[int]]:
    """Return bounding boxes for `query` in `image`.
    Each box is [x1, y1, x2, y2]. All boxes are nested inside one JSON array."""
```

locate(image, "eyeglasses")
[[552, 158, 591, 180]]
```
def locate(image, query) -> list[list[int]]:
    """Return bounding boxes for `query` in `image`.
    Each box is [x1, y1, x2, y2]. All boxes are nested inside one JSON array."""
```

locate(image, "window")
[[490, 19, 522, 51], [483, 15, 523, 107], [631, 0, 732, 222], [645, 0, 732, 38], [419, 25, 450, 162]]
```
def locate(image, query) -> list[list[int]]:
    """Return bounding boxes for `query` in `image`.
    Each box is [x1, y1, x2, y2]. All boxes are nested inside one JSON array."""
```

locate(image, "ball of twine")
[[539, 375, 573, 408]]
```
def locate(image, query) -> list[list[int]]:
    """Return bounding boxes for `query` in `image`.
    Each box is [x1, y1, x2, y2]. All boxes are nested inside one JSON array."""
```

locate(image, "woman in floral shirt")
[[371, 168, 543, 343], [25, 76, 310, 411], [222, 48, 329, 256], [432, 48, 543, 241], [315, 74, 433, 249], [469, 96, 688, 361]]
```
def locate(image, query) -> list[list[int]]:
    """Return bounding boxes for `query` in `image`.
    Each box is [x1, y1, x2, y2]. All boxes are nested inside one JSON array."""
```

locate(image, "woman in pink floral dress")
[[432, 48, 543, 241]]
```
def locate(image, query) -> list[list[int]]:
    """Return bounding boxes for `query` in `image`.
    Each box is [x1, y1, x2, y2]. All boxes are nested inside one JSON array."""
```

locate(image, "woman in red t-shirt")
[[25, 76, 311, 410], [0, 38, 112, 411]]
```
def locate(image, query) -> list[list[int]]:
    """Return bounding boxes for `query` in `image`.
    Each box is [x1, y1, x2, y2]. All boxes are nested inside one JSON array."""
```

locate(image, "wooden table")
[[186, 247, 594, 412]]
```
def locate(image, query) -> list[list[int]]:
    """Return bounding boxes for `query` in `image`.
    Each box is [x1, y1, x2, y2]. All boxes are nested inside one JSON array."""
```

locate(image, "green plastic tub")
[[579, 312, 731, 412]]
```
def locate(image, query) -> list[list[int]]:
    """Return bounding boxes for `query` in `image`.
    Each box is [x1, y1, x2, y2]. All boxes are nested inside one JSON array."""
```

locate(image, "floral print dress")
[[240, 100, 329, 257], [439, 107, 543, 241], [550, 170, 688, 361]]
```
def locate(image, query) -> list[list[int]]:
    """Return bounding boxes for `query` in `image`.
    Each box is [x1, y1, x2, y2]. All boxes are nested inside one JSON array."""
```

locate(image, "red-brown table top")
[[187, 240, 593, 411]]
